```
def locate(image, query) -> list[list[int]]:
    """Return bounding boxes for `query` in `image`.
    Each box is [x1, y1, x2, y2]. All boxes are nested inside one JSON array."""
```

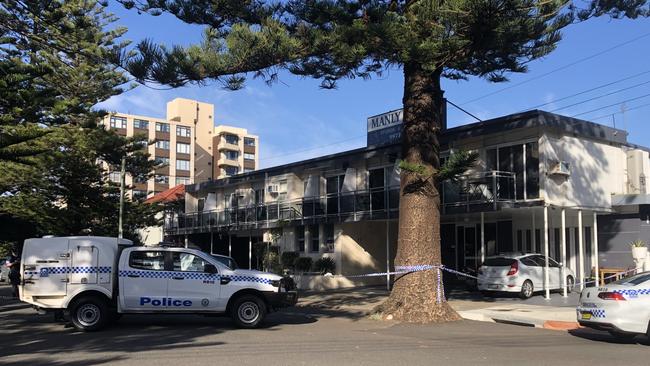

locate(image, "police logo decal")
[[201, 299, 209, 306]]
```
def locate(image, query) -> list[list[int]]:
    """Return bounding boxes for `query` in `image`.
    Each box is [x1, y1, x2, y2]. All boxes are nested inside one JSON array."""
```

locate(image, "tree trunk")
[[375, 63, 460, 323]]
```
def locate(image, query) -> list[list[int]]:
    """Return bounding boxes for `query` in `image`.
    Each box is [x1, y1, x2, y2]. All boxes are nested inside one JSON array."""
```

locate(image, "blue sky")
[[97, 4, 650, 169]]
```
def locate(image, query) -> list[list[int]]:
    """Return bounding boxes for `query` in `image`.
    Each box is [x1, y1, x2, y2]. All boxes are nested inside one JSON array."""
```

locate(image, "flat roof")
[[188, 110, 636, 193]]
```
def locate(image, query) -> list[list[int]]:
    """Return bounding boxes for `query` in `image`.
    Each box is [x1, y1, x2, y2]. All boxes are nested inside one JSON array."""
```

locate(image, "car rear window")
[[483, 257, 515, 267]]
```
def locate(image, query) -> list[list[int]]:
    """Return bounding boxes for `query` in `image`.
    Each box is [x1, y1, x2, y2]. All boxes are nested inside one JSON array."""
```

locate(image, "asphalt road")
[[1, 300, 649, 366]]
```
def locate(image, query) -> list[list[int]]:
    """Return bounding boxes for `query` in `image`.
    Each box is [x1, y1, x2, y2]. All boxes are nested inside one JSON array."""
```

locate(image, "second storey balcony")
[[165, 170, 530, 235]]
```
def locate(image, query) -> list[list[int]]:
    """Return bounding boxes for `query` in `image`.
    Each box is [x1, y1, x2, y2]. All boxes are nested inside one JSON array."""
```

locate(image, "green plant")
[[630, 240, 647, 248], [281, 251, 300, 270], [313, 257, 336, 275], [294, 257, 313, 273], [263, 250, 281, 275]]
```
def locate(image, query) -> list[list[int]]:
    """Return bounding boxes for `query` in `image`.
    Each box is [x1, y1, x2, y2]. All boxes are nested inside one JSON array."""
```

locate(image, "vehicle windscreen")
[[212, 255, 238, 270], [483, 257, 515, 267], [611, 272, 650, 286]]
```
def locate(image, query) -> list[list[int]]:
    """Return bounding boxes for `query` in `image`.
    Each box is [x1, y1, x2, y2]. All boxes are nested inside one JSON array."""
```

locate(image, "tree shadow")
[[295, 286, 390, 320], [0, 309, 316, 359]]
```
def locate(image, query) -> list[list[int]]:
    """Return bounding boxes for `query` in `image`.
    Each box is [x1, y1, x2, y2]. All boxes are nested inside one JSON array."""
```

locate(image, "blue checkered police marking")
[[591, 309, 606, 318], [613, 288, 650, 298], [37, 266, 112, 275], [117, 270, 273, 285]]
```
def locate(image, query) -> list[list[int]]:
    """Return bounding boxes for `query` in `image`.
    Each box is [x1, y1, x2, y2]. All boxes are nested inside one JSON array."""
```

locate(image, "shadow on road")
[[0, 309, 316, 359], [568, 328, 650, 346]]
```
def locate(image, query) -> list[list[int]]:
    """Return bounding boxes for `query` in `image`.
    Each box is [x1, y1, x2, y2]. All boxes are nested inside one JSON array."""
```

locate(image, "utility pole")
[[118, 156, 126, 239]]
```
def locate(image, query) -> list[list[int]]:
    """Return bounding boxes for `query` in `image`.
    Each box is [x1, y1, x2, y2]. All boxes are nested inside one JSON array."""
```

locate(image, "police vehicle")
[[19, 236, 297, 331], [577, 272, 650, 339]]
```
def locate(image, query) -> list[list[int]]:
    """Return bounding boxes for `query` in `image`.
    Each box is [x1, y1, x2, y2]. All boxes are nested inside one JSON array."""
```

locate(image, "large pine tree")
[[118, 0, 648, 322]]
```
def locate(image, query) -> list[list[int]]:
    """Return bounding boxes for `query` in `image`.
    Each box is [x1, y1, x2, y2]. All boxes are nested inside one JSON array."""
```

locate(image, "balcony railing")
[[165, 170, 520, 234], [442, 171, 517, 214]]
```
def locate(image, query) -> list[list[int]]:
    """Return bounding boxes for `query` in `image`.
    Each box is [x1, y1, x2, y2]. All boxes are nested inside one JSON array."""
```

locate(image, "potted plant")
[[631, 240, 648, 261]]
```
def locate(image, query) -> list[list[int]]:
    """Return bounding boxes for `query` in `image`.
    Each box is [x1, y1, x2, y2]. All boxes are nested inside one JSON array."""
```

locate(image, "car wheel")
[[69, 296, 108, 332], [231, 294, 267, 329], [566, 276, 575, 293], [608, 331, 637, 340], [519, 280, 534, 299]]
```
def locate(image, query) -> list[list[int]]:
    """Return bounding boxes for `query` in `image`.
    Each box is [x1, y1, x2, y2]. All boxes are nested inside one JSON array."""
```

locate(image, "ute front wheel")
[[231, 295, 267, 329]]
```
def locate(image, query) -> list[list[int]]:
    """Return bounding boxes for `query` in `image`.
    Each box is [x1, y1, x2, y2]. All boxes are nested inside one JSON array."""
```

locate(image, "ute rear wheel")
[[69, 296, 109, 332], [231, 294, 267, 329]]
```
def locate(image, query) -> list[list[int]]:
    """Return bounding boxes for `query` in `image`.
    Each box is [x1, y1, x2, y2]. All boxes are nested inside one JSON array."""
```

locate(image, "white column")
[[544, 205, 550, 300], [184, 235, 188, 249], [578, 210, 585, 291], [228, 234, 232, 257], [249, 234, 252, 270], [480, 212, 485, 264], [386, 220, 390, 291], [561, 208, 567, 297], [593, 212, 600, 287], [532, 210, 536, 252], [210, 232, 214, 255]]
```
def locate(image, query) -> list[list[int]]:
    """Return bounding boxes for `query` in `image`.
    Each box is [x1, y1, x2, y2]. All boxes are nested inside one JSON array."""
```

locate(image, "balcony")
[[164, 171, 523, 235], [442, 171, 518, 214], [217, 158, 239, 167], [217, 139, 240, 152], [164, 187, 401, 235]]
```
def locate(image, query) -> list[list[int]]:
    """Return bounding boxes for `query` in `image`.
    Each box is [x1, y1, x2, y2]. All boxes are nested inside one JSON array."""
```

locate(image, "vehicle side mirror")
[[204, 264, 217, 274]]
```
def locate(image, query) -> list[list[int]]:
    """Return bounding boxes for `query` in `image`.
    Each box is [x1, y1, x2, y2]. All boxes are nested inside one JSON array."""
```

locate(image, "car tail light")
[[507, 261, 518, 276], [598, 292, 626, 301]]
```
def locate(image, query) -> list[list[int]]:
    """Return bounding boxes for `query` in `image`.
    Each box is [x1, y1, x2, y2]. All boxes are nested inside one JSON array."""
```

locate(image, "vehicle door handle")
[[172, 276, 184, 280], [220, 277, 231, 285], [127, 274, 140, 278]]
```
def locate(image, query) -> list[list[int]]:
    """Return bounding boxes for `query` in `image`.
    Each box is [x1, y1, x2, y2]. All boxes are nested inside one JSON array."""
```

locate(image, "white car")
[[577, 272, 650, 338], [477, 253, 576, 299]]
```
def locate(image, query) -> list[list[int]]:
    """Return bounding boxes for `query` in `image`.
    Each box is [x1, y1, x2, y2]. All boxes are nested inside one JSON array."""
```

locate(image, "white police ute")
[[577, 272, 650, 339], [19, 236, 297, 331]]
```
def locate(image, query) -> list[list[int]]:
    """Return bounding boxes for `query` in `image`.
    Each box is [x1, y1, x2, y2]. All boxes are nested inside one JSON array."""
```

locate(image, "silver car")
[[477, 253, 576, 299]]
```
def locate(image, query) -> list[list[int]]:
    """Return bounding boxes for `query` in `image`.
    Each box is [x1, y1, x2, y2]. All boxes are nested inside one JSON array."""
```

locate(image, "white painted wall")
[[541, 134, 627, 209]]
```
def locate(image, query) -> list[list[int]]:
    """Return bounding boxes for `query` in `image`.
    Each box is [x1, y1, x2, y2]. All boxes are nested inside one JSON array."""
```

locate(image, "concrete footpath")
[[299, 286, 582, 331]]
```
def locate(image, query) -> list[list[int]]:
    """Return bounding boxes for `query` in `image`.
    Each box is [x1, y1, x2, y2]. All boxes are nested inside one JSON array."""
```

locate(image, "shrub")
[[263, 251, 281, 274], [294, 257, 313, 272], [630, 240, 647, 248], [281, 251, 300, 269], [314, 257, 336, 274]]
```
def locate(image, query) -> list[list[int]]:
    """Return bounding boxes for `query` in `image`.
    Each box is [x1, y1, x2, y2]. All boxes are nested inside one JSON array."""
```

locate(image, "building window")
[[133, 190, 147, 199], [109, 116, 127, 129], [155, 140, 170, 150], [155, 122, 170, 133], [310, 225, 319, 252], [155, 157, 170, 165], [223, 150, 239, 160], [135, 140, 148, 149], [176, 126, 191, 137], [177, 142, 191, 154], [155, 175, 169, 184], [129, 251, 165, 271], [244, 137, 255, 146], [244, 153, 255, 160], [297, 226, 305, 252], [223, 167, 239, 176], [134, 119, 149, 129], [224, 134, 239, 145], [176, 177, 190, 186], [324, 224, 335, 253], [176, 159, 190, 171], [485, 142, 539, 200], [109, 171, 121, 183]]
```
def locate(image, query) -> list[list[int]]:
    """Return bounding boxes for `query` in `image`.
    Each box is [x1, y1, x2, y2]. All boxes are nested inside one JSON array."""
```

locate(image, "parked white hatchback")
[[577, 272, 650, 338], [477, 253, 576, 299]]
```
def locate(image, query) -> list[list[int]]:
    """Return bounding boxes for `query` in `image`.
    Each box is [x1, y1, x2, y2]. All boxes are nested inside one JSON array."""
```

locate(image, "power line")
[[570, 92, 650, 118], [461, 31, 650, 105], [522, 69, 650, 111], [548, 80, 650, 113], [447, 100, 482, 122], [589, 101, 650, 122]]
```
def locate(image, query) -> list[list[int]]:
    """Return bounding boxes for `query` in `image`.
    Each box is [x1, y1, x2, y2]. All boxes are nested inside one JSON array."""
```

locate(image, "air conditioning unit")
[[267, 185, 279, 194], [549, 161, 570, 176]]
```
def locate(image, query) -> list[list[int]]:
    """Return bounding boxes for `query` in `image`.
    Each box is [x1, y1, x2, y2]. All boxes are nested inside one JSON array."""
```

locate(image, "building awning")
[[145, 184, 185, 204]]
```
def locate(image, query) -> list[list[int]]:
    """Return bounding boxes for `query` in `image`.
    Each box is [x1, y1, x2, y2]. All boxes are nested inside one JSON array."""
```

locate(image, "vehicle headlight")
[[271, 280, 281, 288]]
